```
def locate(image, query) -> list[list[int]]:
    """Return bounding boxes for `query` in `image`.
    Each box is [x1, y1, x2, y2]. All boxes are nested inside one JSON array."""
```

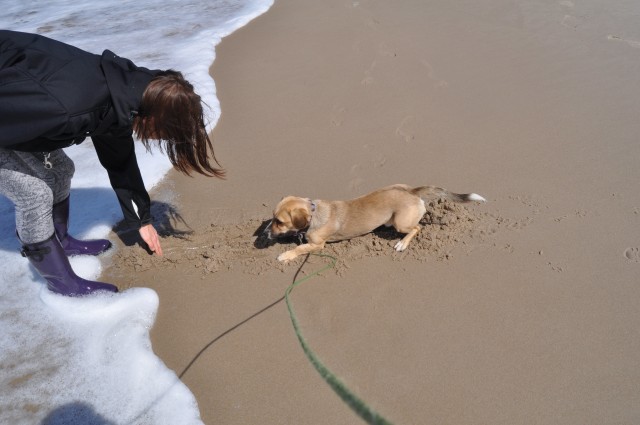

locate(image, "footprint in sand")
[[395, 115, 415, 143], [548, 262, 564, 273], [607, 35, 640, 49], [561, 15, 582, 29], [420, 59, 448, 88], [361, 69, 375, 85], [349, 164, 364, 190], [330, 105, 346, 126], [360, 44, 397, 86], [373, 155, 386, 168], [349, 177, 364, 191], [558, 1, 585, 30], [361, 58, 378, 86], [624, 247, 640, 263]]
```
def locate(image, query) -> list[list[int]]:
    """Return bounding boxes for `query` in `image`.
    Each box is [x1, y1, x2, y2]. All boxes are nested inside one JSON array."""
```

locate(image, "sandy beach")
[[103, 0, 640, 423]]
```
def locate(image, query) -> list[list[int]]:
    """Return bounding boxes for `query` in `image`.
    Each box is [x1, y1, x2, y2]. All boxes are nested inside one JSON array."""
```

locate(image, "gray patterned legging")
[[0, 148, 75, 244]]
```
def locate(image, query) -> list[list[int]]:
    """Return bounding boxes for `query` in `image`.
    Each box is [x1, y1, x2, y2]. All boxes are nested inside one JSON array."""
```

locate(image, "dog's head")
[[266, 196, 313, 239]]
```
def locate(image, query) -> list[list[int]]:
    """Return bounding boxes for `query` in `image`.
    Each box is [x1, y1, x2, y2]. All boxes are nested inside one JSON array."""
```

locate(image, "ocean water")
[[0, 1, 273, 424]]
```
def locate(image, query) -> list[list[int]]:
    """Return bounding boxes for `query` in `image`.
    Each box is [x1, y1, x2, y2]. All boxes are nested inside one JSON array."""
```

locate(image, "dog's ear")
[[290, 208, 311, 230]]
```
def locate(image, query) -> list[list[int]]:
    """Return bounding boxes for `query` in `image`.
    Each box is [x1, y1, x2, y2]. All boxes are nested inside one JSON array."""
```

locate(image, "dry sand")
[[102, 0, 640, 423]]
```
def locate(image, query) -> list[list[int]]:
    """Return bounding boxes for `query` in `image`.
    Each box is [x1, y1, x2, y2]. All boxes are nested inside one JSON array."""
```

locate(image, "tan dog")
[[268, 184, 486, 262]]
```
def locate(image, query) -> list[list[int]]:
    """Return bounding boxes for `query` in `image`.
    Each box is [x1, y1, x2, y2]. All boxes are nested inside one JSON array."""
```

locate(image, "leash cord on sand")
[[286, 253, 394, 425]]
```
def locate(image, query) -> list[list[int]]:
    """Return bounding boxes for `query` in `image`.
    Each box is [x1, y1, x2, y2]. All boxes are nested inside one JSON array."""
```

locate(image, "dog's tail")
[[411, 186, 486, 203]]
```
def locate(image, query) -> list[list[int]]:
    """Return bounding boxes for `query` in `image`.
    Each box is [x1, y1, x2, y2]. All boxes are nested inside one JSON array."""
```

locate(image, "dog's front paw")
[[277, 251, 299, 262]]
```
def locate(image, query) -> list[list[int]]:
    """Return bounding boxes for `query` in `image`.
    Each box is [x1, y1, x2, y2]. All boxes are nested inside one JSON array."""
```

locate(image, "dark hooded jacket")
[[0, 30, 161, 229]]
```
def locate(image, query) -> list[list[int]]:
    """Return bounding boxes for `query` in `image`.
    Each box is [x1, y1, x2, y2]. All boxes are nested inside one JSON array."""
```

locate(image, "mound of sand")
[[108, 199, 494, 278]]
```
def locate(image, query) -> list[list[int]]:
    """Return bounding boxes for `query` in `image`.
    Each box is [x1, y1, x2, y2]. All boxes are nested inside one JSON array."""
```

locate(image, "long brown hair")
[[133, 70, 225, 178]]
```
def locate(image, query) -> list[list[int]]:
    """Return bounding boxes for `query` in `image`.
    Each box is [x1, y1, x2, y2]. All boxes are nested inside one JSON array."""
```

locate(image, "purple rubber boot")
[[20, 233, 118, 296], [53, 196, 112, 256]]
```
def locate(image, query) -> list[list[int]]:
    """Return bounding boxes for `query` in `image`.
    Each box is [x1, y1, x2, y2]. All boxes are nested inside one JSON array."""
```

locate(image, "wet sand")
[[102, 0, 640, 423]]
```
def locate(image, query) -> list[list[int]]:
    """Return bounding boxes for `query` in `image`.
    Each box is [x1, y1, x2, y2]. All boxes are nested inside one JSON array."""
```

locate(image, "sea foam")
[[0, 0, 273, 423]]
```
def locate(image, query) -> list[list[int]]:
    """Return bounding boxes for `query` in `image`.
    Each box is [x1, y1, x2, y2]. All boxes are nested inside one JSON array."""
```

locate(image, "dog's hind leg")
[[393, 225, 421, 251], [391, 203, 425, 251]]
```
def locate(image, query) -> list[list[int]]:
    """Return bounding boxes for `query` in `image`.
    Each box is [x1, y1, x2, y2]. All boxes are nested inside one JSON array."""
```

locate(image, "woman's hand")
[[139, 224, 163, 256]]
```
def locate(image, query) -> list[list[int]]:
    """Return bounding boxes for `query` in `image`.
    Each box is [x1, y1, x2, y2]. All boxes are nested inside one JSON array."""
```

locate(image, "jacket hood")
[[100, 50, 161, 127]]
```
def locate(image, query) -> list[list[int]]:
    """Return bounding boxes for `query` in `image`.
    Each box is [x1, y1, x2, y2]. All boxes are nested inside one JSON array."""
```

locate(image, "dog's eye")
[[273, 218, 282, 225]]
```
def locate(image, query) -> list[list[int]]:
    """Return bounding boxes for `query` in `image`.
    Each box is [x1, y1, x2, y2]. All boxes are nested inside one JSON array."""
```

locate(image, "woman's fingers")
[[139, 224, 163, 256]]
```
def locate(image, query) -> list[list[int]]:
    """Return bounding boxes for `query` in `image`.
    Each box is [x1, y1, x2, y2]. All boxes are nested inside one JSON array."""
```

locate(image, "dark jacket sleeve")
[[92, 128, 152, 229]]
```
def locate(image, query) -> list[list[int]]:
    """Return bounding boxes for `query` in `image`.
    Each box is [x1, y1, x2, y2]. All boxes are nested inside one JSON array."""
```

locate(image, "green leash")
[[285, 253, 394, 425]]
